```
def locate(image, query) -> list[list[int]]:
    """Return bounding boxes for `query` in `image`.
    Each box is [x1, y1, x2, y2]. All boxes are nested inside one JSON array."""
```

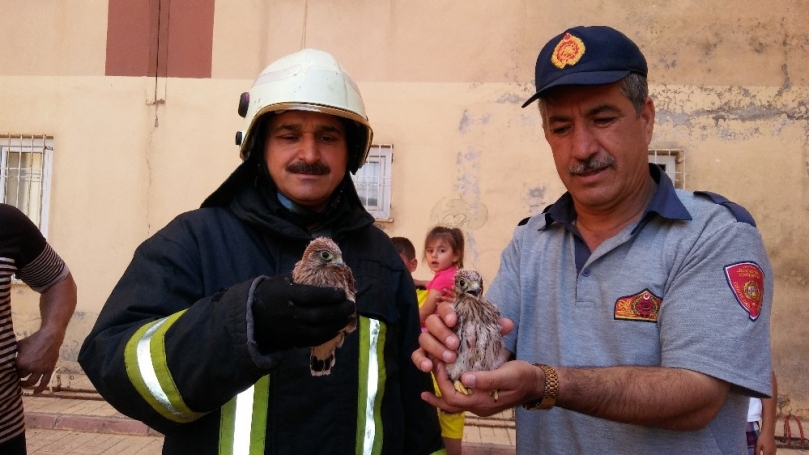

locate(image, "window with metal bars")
[[648, 148, 685, 189], [352, 144, 393, 221], [1, 134, 53, 237]]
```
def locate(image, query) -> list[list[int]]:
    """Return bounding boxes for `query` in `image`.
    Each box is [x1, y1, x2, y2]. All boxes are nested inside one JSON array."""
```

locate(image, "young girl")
[[418, 226, 466, 455], [419, 226, 465, 327]]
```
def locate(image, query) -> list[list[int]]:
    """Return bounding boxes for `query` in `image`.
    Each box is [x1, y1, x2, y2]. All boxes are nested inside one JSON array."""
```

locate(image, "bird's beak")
[[467, 284, 482, 297]]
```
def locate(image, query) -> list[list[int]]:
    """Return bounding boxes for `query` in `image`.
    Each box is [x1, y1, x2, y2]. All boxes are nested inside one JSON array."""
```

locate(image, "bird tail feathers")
[[309, 350, 336, 376]]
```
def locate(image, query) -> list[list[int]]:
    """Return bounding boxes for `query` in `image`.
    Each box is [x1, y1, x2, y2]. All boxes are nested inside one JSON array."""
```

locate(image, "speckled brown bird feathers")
[[292, 237, 357, 376], [446, 269, 509, 398]]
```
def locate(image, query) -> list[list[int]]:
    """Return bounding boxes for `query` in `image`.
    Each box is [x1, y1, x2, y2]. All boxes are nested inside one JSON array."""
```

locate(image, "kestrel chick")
[[446, 269, 509, 400], [292, 237, 357, 376]]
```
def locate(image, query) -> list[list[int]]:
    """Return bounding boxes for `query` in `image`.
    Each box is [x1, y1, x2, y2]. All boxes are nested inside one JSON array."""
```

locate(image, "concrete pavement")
[[26, 428, 163, 455], [19, 373, 809, 454], [22, 386, 516, 455]]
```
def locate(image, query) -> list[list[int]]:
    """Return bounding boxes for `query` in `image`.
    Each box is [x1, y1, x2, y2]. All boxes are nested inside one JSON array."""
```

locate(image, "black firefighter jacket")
[[78, 161, 445, 455]]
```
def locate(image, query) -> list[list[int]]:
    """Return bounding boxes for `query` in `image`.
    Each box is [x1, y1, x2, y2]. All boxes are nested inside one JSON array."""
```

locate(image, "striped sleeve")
[[16, 243, 69, 293], [123, 310, 207, 423]]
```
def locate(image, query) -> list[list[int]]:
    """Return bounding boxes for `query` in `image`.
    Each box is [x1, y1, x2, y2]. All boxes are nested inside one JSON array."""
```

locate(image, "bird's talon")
[[454, 380, 472, 396], [492, 389, 499, 401]]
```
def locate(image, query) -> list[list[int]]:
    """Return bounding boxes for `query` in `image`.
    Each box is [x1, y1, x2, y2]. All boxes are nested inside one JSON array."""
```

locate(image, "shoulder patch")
[[724, 262, 764, 320], [693, 191, 756, 227]]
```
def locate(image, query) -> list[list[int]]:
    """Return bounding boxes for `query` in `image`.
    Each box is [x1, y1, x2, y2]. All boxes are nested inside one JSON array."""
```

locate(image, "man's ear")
[[642, 97, 655, 144]]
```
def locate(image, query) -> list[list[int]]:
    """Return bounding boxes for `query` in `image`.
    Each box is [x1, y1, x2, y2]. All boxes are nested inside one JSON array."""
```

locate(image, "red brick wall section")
[[105, 0, 214, 78]]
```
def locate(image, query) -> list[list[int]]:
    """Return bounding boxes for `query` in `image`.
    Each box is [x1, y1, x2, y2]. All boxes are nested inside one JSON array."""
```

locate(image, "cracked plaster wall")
[[3, 0, 809, 415]]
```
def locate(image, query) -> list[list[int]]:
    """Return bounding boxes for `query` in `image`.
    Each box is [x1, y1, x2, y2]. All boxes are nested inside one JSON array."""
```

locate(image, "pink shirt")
[[426, 266, 457, 292], [421, 266, 457, 332]]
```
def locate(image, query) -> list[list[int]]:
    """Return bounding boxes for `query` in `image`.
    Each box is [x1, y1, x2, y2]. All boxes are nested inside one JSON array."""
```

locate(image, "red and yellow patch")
[[551, 33, 586, 69], [724, 262, 764, 320], [614, 289, 661, 322]]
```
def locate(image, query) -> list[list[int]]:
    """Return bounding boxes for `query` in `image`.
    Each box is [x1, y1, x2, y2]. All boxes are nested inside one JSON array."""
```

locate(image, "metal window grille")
[[648, 148, 685, 189], [1, 134, 53, 236], [352, 144, 393, 221]]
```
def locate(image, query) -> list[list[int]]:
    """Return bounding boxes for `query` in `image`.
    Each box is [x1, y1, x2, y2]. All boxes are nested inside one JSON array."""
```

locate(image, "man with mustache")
[[414, 26, 774, 454], [79, 49, 444, 454]]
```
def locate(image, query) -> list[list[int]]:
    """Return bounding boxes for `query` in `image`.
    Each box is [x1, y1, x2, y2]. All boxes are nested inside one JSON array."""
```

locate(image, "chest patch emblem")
[[724, 262, 764, 320], [614, 289, 661, 322]]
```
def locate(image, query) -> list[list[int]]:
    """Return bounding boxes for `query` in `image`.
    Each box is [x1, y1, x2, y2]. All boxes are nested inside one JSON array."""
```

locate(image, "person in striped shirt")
[[0, 203, 77, 455]]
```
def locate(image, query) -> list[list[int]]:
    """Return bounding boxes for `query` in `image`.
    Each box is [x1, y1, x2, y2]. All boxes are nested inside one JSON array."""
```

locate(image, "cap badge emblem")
[[551, 33, 586, 69]]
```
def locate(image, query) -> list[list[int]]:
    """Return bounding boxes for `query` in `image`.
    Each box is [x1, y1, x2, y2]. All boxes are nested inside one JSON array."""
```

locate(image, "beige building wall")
[[2, 0, 808, 415]]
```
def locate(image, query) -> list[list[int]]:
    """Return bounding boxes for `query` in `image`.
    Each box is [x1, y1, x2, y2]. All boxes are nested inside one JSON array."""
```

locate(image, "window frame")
[[352, 144, 393, 221], [648, 148, 685, 189], [1, 134, 54, 238]]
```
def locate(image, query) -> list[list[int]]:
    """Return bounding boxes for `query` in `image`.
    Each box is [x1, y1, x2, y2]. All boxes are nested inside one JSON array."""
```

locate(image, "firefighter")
[[79, 48, 444, 455]]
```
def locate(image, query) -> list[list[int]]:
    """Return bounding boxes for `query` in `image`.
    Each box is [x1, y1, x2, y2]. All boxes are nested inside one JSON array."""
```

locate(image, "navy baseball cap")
[[521, 26, 647, 108]]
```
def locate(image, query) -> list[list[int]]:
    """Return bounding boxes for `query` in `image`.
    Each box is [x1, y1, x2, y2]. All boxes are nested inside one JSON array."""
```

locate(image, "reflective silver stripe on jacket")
[[135, 318, 181, 417], [232, 384, 255, 454], [361, 318, 381, 454], [124, 311, 205, 423], [217, 317, 387, 454]]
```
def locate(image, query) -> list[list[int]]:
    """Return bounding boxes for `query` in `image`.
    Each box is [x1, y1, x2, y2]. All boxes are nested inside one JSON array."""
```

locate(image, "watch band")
[[522, 364, 559, 410]]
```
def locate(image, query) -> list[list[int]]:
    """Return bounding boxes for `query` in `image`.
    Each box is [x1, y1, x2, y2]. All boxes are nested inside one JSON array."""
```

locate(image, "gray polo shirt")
[[488, 166, 772, 455]]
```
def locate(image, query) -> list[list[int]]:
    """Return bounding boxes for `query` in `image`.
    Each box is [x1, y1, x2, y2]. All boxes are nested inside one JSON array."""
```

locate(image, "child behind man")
[[391, 230, 465, 455], [419, 226, 465, 329], [746, 372, 777, 455], [391, 236, 428, 303]]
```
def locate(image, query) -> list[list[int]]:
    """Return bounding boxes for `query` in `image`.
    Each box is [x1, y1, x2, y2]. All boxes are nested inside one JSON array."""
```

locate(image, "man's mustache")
[[287, 162, 330, 175], [569, 155, 615, 176]]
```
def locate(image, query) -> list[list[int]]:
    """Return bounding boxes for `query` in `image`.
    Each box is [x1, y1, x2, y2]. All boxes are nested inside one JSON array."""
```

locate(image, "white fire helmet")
[[235, 48, 373, 174]]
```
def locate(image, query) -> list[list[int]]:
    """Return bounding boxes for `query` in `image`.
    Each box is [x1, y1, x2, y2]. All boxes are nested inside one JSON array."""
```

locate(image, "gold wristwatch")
[[522, 364, 558, 410]]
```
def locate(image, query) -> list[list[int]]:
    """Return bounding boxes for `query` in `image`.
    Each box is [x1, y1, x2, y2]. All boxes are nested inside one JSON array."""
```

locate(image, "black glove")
[[251, 273, 355, 353]]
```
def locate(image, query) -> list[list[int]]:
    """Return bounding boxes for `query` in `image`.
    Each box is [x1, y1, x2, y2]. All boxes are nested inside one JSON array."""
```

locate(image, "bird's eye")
[[459, 279, 467, 288], [320, 251, 333, 261]]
